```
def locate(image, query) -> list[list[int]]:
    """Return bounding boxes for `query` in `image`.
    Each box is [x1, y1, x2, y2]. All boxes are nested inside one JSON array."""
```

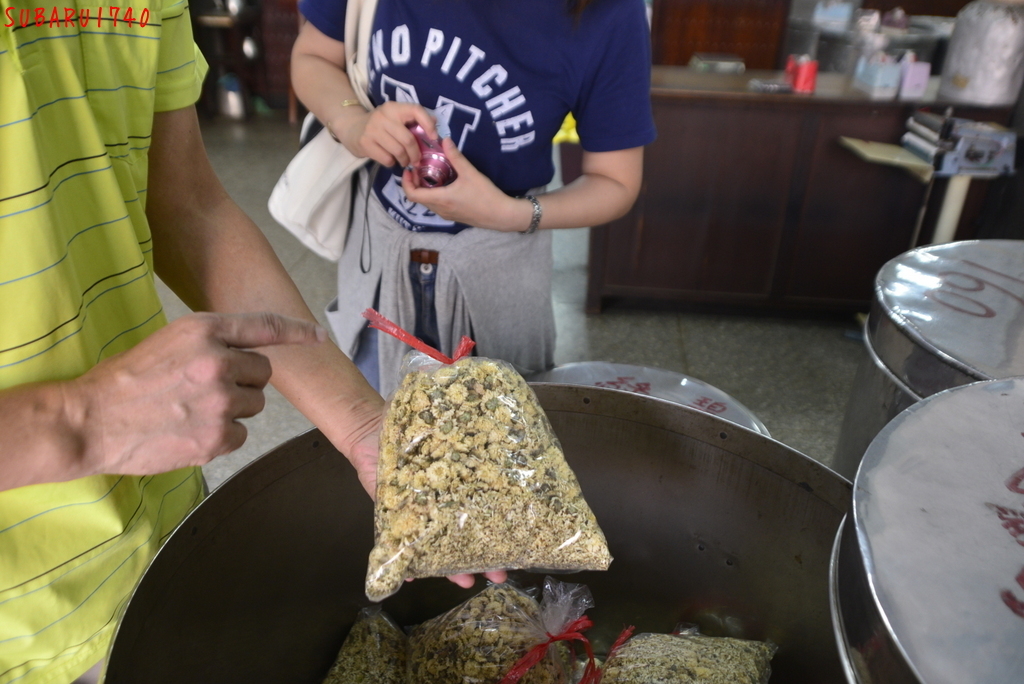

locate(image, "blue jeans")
[[410, 260, 440, 350], [353, 260, 439, 392]]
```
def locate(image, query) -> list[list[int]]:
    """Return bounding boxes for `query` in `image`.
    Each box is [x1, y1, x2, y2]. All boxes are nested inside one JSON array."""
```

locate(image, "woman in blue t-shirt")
[[291, 0, 656, 395]]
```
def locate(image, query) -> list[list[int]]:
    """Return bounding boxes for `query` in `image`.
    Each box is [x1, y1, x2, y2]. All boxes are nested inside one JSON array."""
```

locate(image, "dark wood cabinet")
[[651, 0, 790, 68], [261, 0, 300, 109], [585, 67, 1011, 313]]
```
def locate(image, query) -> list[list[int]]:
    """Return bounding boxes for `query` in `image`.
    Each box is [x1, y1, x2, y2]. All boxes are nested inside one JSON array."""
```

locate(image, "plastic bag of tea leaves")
[[321, 606, 407, 684], [364, 316, 612, 601], [598, 626, 777, 684], [408, 579, 597, 684]]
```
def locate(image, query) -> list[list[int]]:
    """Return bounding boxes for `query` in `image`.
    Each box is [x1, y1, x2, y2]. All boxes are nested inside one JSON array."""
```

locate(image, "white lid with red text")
[[854, 377, 1024, 683], [874, 239, 1024, 381], [527, 362, 769, 437]]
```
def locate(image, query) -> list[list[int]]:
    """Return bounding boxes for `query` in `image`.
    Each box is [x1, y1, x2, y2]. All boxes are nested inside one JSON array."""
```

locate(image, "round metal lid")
[[872, 239, 1024, 385], [853, 377, 1024, 683], [528, 361, 770, 436]]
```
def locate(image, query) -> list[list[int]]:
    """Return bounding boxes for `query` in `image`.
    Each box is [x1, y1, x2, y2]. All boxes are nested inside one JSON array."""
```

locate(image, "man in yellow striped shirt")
[[0, 1, 384, 682]]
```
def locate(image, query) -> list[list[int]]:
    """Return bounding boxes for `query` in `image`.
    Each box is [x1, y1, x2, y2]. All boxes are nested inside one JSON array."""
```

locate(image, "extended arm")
[[143, 105, 384, 494], [0, 106, 383, 495]]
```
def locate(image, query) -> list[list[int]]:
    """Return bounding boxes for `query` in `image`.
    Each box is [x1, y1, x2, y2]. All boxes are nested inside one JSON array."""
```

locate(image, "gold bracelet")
[[325, 120, 342, 143], [326, 100, 367, 142]]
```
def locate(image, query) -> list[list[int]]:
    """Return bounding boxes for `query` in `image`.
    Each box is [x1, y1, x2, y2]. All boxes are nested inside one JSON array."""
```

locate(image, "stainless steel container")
[[528, 362, 770, 437], [939, 0, 1024, 106], [833, 239, 1024, 479], [105, 385, 851, 683], [832, 377, 1024, 683]]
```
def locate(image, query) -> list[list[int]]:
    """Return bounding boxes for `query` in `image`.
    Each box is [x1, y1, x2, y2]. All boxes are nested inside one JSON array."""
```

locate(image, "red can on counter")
[[786, 54, 818, 94]]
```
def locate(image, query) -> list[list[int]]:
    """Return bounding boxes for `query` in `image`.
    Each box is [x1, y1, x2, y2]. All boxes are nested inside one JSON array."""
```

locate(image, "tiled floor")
[[169, 114, 868, 491]]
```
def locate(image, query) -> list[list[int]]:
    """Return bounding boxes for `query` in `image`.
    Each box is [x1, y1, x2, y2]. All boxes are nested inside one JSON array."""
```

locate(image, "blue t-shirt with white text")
[[299, 0, 657, 232]]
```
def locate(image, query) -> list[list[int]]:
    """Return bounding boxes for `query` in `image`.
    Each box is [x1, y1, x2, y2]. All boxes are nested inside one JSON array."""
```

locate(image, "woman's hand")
[[401, 138, 533, 232], [335, 102, 438, 169]]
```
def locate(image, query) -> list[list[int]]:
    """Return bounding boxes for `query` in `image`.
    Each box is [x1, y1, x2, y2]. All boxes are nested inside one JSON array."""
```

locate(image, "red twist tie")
[[500, 616, 596, 684], [590, 625, 636, 684], [361, 308, 475, 364]]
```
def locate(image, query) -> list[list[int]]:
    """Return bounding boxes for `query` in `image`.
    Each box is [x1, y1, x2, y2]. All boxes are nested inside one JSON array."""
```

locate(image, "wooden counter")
[[584, 67, 1012, 314]]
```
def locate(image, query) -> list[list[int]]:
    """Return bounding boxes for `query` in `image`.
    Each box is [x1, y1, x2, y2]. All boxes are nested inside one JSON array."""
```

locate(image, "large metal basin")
[[105, 385, 851, 683], [832, 378, 1024, 684], [833, 240, 1024, 479]]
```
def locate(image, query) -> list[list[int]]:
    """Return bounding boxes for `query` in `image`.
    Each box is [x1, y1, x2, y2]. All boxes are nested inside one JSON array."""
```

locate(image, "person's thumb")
[[212, 312, 327, 349], [441, 137, 470, 172]]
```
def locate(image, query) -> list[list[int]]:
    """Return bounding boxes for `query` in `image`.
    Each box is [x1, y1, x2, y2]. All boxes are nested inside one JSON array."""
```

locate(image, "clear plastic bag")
[[597, 626, 777, 684], [366, 350, 612, 601], [407, 578, 596, 684], [320, 606, 407, 683]]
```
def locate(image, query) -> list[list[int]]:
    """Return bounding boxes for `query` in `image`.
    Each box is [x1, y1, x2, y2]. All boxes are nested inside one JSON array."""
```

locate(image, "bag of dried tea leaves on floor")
[[363, 310, 612, 601], [321, 606, 407, 684], [408, 579, 597, 684], [598, 626, 777, 684]]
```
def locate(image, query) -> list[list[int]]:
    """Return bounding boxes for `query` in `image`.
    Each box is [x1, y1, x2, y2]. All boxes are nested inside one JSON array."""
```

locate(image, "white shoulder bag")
[[267, 0, 378, 261]]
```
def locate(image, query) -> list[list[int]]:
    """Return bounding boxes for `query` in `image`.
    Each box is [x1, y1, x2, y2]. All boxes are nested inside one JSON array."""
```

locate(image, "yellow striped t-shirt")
[[0, 0, 208, 681]]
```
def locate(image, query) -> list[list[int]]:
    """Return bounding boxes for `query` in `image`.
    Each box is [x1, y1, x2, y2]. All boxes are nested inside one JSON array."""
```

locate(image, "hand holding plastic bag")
[[363, 310, 612, 601]]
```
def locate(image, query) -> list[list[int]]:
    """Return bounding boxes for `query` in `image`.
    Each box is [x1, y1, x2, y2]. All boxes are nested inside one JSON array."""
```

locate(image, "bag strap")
[[344, 0, 379, 109]]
